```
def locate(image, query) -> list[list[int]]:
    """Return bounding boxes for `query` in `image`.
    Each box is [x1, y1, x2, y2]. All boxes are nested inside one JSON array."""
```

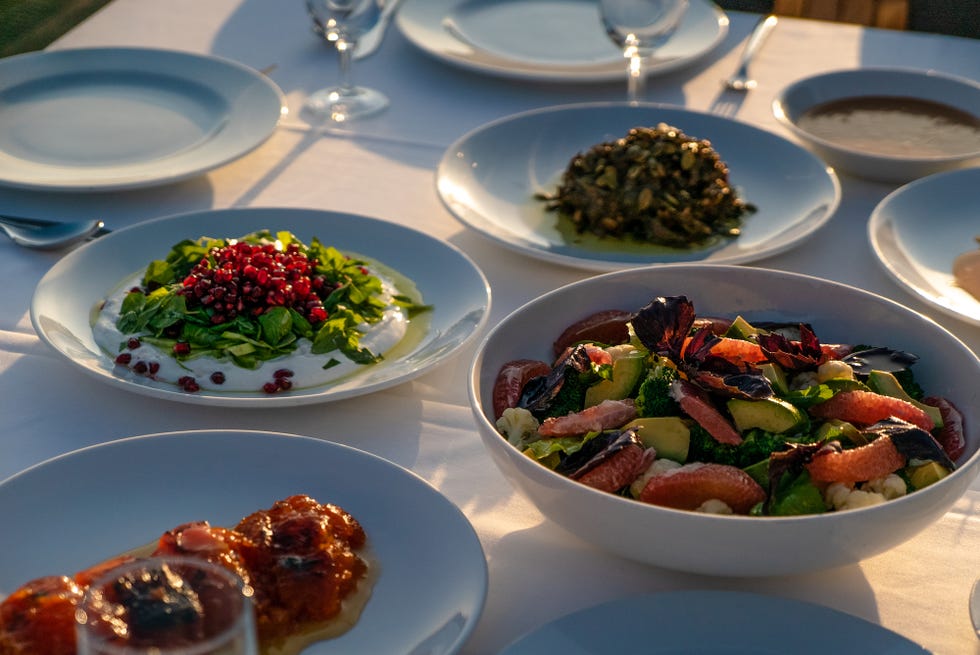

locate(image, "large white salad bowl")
[[468, 264, 980, 576]]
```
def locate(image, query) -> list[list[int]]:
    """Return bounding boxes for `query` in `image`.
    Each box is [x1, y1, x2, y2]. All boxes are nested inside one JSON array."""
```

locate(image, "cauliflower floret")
[[865, 474, 907, 500], [629, 457, 682, 498], [790, 370, 819, 390], [816, 359, 855, 383], [825, 481, 886, 511], [495, 407, 539, 447], [696, 498, 734, 515]]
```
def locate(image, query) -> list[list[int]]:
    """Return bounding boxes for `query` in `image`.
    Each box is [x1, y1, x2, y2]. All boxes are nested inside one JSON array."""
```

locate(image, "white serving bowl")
[[468, 264, 980, 576], [772, 67, 980, 184]]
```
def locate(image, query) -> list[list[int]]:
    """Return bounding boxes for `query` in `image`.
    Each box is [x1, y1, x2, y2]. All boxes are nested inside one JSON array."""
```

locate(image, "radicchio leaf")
[[630, 295, 696, 359], [682, 328, 773, 399], [863, 418, 956, 471], [519, 344, 593, 413], [757, 323, 823, 371]]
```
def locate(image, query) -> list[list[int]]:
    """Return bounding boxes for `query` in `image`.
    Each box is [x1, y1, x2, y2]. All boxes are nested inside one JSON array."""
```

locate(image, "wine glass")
[[74, 556, 259, 655], [304, 0, 387, 123], [600, 0, 689, 105]]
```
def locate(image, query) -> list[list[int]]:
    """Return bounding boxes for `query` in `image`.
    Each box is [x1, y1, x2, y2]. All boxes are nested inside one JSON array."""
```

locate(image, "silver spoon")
[[724, 14, 778, 91], [0, 215, 106, 250]]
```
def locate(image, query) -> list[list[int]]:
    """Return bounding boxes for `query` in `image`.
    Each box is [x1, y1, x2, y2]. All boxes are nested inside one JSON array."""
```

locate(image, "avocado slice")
[[724, 315, 765, 340], [759, 362, 790, 395], [814, 418, 867, 446], [907, 460, 950, 490], [866, 370, 943, 428], [623, 416, 690, 462], [583, 346, 646, 407], [726, 397, 808, 434]]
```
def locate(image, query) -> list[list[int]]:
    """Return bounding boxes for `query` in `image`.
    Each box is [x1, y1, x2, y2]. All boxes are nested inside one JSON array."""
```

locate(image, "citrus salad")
[[492, 295, 964, 516], [93, 230, 430, 394]]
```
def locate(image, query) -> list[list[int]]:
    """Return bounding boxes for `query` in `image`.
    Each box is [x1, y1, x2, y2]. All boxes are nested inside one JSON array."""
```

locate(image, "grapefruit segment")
[[638, 462, 766, 514]]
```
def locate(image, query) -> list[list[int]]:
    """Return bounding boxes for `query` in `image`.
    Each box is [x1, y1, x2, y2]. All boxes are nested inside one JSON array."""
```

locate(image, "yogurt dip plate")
[[30, 207, 490, 406]]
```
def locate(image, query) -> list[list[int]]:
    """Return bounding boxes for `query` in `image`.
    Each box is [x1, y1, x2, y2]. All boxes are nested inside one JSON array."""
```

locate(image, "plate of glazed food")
[[396, 0, 727, 83], [0, 48, 285, 191], [0, 430, 488, 655], [500, 591, 928, 654], [869, 166, 980, 326], [30, 207, 490, 406], [437, 102, 840, 271]]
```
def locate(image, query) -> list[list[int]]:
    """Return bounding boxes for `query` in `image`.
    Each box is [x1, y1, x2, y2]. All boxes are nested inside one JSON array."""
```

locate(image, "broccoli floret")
[[688, 426, 803, 469], [635, 358, 680, 417], [892, 368, 924, 400], [539, 368, 595, 419]]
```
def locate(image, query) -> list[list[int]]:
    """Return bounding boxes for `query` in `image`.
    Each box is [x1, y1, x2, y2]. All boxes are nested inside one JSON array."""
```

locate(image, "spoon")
[[0, 215, 106, 250]]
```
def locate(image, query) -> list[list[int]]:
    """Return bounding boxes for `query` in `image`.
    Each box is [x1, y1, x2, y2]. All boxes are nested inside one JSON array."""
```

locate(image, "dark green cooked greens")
[[538, 123, 756, 248]]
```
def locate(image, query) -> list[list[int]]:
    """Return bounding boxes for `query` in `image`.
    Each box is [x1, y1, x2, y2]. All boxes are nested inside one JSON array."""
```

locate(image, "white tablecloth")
[[1, 2, 978, 653]]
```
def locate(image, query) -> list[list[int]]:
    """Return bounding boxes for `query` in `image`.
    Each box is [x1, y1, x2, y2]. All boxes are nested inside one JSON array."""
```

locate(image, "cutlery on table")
[[0, 215, 108, 250], [353, 0, 403, 60], [724, 13, 778, 91]]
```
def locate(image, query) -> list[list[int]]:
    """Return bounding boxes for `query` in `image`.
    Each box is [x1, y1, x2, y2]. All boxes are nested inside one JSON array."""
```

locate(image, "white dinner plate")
[[395, 0, 727, 82], [869, 167, 980, 326], [500, 591, 928, 654], [0, 47, 285, 191], [0, 430, 488, 655], [438, 102, 840, 271], [30, 207, 491, 406]]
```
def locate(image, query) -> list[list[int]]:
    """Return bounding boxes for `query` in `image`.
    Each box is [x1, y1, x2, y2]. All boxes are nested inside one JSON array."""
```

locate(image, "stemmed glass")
[[303, 0, 387, 123], [600, 0, 689, 105], [75, 556, 259, 655]]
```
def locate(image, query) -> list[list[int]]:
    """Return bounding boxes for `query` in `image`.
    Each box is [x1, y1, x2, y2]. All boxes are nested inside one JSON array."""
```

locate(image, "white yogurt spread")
[[93, 270, 409, 393]]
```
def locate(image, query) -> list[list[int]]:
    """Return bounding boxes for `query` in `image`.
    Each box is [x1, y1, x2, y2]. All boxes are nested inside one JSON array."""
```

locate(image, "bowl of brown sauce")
[[772, 68, 980, 184]]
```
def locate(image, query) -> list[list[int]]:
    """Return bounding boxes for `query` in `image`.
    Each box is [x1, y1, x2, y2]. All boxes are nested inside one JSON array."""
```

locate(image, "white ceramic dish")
[[438, 102, 840, 271], [0, 47, 285, 191], [469, 264, 980, 576], [500, 590, 928, 654], [869, 167, 980, 326], [396, 0, 727, 83], [31, 207, 490, 407], [773, 67, 980, 184], [0, 430, 488, 655]]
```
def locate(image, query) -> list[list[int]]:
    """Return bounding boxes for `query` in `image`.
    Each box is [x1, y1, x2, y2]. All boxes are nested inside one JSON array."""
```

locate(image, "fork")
[[723, 14, 778, 91]]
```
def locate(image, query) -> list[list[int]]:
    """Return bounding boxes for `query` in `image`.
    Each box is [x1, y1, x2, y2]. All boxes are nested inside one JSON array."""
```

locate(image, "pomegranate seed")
[[173, 342, 191, 356], [133, 361, 149, 375], [210, 371, 226, 385], [274, 368, 294, 379], [127, 338, 141, 349], [115, 353, 132, 365], [277, 378, 293, 391], [148, 362, 160, 375], [262, 382, 279, 394]]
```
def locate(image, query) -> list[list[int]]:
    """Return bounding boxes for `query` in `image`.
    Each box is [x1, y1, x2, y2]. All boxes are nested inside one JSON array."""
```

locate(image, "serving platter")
[[500, 591, 928, 653], [0, 430, 488, 655], [396, 0, 727, 82], [438, 102, 840, 271], [0, 47, 285, 191], [30, 207, 491, 406], [869, 166, 980, 326]]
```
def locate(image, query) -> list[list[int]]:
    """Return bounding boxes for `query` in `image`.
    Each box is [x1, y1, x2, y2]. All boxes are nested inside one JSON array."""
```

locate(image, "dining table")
[[1, 1, 979, 653]]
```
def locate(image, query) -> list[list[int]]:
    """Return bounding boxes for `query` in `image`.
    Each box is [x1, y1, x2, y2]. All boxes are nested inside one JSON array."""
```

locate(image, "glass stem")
[[337, 38, 356, 96], [627, 52, 644, 105]]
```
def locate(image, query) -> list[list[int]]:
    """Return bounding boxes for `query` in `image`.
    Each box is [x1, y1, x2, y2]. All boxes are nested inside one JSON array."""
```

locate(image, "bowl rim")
[[469, 262, 980, 525], [771, 66, 980, 164]]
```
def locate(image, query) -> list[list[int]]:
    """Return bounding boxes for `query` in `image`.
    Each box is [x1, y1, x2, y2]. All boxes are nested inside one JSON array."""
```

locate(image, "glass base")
[[302, 86, 389, 123]]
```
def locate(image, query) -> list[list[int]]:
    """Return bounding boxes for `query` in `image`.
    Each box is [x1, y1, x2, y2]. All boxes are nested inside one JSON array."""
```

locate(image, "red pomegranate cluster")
[[178, 242, 332, 325]]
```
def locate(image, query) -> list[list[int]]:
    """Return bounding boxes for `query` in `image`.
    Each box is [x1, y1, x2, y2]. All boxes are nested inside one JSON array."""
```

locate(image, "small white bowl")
[[468, 264, 980, 576], [772, 68, 980, 184]]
